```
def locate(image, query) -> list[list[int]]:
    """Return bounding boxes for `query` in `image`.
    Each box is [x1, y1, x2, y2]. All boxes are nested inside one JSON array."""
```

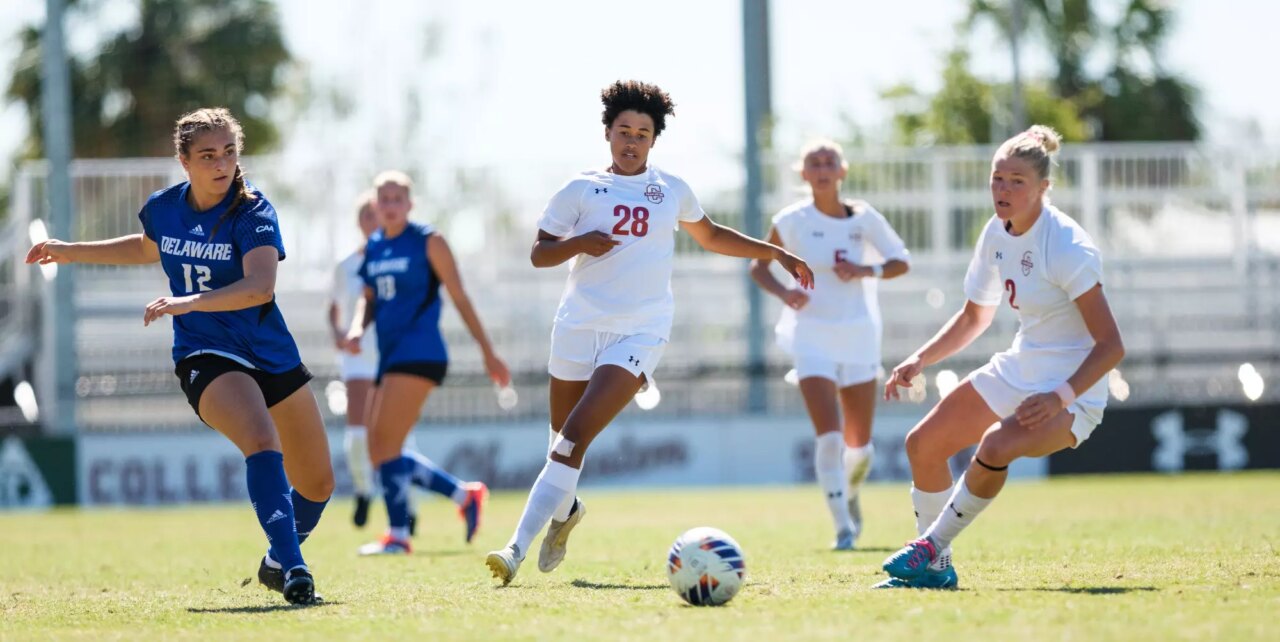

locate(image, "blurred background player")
[[25, 108, 332, 605], [878, 126, 1125, 589], [328, 190, 419, 533], [750, 140, 910, 551], [346, 171, 511, 555], [485, 80, 814, 585]]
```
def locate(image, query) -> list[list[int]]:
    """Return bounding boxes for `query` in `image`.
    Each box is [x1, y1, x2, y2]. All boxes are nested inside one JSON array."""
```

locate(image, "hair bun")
[[1025, 125, 1062, 154]]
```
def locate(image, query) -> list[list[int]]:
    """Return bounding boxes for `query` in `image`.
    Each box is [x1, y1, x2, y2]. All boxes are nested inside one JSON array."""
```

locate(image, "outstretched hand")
[[884, 356, 924, 401], [774, 250, 814, 290], [26, 240, 74, 265], [143, 295, 197, 326]]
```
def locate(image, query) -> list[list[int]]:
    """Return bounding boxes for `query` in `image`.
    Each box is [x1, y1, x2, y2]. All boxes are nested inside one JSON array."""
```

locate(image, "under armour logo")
[[827, 490, 844, 499], [948, 502, 963, 518], [627, 356, 639, 365], [995, 251, 1003, 260], [1152, 409, 1248, 472], [595, 187, 608, 194], [812, 231, 825, 238]]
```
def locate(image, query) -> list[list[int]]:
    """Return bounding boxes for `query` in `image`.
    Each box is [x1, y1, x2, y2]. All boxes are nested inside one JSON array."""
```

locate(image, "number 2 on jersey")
[[612, 205, 650, 237], [181, 263, 212, 293], [1004, 279, 1020, 310], [375, 275, 397, 301]]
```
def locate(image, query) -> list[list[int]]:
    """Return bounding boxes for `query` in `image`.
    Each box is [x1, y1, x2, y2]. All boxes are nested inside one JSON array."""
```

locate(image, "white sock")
[[911, 484, 954, 570], [343, 425, 375, 497], [509, 460, 580, 557], [924, 474, 994, 553], [814, 432, 853, 532], [549, 425, 576, 522], [843, 443, 875, 498]]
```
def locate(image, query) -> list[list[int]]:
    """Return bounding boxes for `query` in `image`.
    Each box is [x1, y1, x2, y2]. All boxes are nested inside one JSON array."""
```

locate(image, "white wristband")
[[871, 264, 884, 278], [1053, 382, 1076, 409]]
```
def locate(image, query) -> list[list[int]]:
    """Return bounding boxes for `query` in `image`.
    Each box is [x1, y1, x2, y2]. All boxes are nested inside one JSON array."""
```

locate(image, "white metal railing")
[[6, 143, 1279, 431]]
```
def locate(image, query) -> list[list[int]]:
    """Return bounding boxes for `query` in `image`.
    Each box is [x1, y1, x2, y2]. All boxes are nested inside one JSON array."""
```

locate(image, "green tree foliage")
[[7, 0, 292, 158]]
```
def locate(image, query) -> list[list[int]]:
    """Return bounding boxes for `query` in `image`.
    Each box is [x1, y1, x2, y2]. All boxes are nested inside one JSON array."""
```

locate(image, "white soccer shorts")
[[965, 361, 1104, 448], [793, 354, 880, 388], [548, 325, 667, 390]]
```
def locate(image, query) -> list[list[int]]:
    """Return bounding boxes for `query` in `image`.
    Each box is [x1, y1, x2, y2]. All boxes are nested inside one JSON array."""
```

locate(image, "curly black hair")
[[601, 80, 676, 137]]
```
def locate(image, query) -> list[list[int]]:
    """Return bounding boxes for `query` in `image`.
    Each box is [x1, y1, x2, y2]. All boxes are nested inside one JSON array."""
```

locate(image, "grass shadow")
[[997, 586, 1159, 595], [187, 601, 343, 614], [571, 579, 668, 591]]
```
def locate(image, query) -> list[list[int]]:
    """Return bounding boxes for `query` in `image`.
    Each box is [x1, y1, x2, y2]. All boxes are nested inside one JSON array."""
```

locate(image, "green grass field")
[[2, 472, 1278, 641]]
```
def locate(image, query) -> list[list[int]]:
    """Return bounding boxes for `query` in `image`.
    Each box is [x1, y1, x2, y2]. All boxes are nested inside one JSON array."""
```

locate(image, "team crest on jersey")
[[1021, 251, 1034, 276], [644, 184, 664, 204]]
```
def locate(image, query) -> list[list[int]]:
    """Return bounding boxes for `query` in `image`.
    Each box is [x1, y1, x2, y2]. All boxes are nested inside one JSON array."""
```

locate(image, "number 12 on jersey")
[[181, 263, 212, 293]]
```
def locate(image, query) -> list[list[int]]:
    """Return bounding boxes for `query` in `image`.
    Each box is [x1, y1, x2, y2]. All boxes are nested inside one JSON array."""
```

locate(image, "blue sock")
[[267, 490, 329, 566], [380, 457, 414, 533], [406, 450, 462, 501], [245, 451, 304, 571]]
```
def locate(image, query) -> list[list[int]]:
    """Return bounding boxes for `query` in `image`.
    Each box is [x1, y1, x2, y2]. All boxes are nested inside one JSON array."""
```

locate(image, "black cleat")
[[282, 567, 318, 605], [408, 513, 418, 537], [353, 494, 371, 528], [257, 556, 284, 593]]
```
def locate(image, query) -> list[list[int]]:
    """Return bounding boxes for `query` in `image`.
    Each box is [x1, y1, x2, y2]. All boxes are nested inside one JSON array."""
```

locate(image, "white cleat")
[[485, 544, 524, 586], [539, 499, 586, 573]]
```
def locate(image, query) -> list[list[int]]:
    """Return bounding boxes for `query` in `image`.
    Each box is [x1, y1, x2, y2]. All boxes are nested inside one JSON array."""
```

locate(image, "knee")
[[904, 426, 943, 464], [308, 470, 336, 500], [976, 429, 1018, 468], [242, 427, 281, 456]]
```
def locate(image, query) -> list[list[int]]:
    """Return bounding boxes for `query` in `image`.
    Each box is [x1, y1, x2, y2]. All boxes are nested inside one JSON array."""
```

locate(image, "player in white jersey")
[[750, 140, 910, 551], [485, 80, 814, 585], [876, 126, 1125, 589], [328, 191, 420, 532]]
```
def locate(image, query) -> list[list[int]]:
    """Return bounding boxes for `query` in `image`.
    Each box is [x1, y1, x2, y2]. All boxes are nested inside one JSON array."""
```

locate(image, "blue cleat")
[[872, 564, 959, 590], [458, 482, 488, 544], [882, 537, 939, 581]]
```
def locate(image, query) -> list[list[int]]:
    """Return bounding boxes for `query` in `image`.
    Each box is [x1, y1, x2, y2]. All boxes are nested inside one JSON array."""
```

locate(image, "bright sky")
[[3, 0, 1278, 196]]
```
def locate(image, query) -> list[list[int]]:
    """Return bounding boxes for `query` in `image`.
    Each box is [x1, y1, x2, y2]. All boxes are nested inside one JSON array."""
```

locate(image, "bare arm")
[[834, 258, 910, 281], [885, 300, 997, 400], [683, 216, 814, 289], [142, 246, 280, 326], [27, 234, 160, 266], [428, 234, 512, 386], [530, 229, 618, 268], [749, 227, 810, 310]]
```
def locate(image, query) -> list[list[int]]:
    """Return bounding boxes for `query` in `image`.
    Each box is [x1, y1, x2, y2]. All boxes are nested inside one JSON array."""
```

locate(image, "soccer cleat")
[[257, 556, 284, 593], [882, 537, 939, 580], [538, 498, 585, 572], [458, 482, 488, 544], [352, 494, 371, 528], [871, 565, 959, 590], [358, 534, 412, 556], [832, 528, 856, 551], [485, 544, 523, 586], [282, 567, 318, 605]]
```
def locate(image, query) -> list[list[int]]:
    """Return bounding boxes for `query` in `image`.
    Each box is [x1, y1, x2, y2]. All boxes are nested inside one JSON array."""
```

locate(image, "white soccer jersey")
[[331, 250, 378, 365], [963, 205, 1108, 405], [536, 166, 706, 340], [772, 201, 910, 362]]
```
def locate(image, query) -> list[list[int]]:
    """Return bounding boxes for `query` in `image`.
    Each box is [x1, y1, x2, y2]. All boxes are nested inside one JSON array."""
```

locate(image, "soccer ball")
[[666, 527, 746, 606]]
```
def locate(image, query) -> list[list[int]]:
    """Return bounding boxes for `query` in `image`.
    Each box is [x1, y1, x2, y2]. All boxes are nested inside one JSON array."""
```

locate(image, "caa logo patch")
[[1020, 251, 1034, 276], [644, 184, 665, 204], [256, 225, 275, 233]]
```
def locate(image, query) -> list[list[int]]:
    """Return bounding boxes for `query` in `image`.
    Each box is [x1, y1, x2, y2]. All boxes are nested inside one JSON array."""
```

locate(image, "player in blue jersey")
[[345, 170, 511, 556], [26, 108, 331, 605]]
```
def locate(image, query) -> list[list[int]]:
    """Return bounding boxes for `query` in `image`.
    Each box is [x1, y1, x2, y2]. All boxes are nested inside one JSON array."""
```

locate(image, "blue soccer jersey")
[[138, 181, 303, 373], [359, 221, 447, 368]]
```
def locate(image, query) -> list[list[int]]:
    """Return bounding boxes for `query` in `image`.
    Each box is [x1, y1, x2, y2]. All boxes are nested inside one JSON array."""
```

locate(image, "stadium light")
[[1238, 363, 1264, 402], [14, 381, 39, 423], [635, 383, 662, 411], [1108, 368, 1131, 402], [934, 369, 959, 398], [324, 380, 347, 416]]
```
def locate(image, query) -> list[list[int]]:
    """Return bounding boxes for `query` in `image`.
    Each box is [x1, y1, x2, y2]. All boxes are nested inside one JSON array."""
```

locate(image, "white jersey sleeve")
[[771, 207, 798, 249], [964, 220, 1003, 306], [863, 207, 910, 263], [1047, 225, 1103, 301], [536, 179, 589, 237], [673, 175, 707, 226]]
